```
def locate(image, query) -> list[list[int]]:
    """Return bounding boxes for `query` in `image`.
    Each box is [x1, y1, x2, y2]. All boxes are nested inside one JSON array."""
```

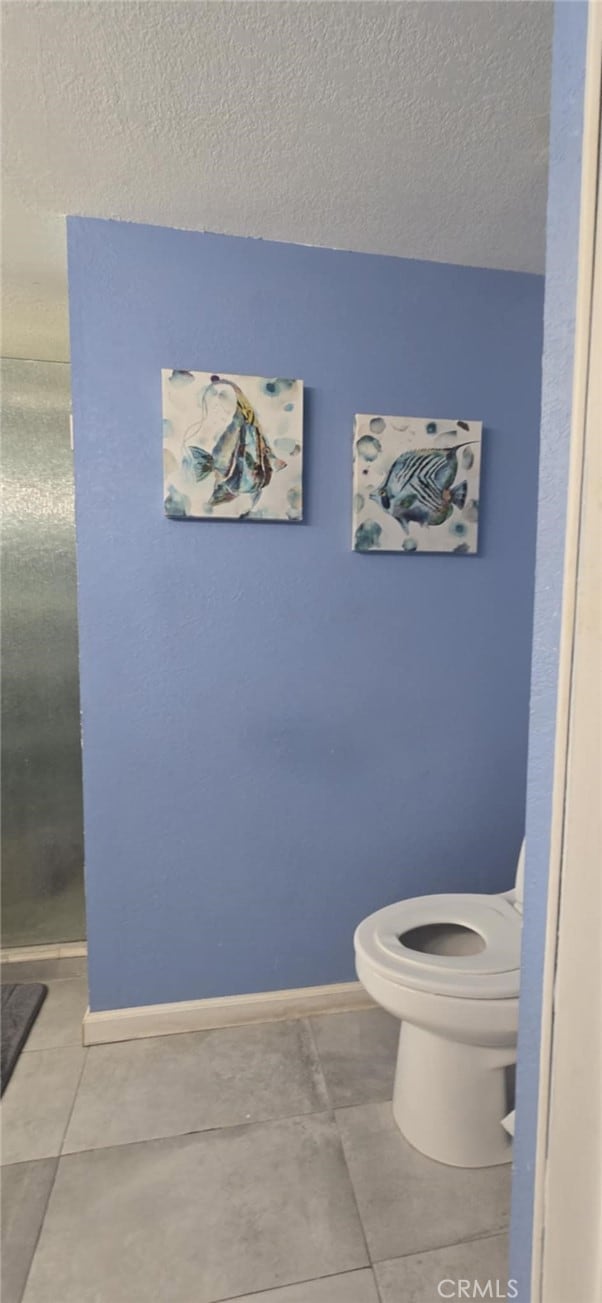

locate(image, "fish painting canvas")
[[352, 415, 482, 554], [162, 371, 304, 521]]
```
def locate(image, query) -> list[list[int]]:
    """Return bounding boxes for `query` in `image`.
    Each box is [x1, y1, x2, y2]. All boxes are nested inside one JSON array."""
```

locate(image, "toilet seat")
[[354, 893, 521, 999]]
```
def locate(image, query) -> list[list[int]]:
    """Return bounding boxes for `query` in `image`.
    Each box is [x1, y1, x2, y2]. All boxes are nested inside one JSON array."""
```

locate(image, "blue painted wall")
[[510, 3, 588, 1297], [67, 217, 543, 1013]]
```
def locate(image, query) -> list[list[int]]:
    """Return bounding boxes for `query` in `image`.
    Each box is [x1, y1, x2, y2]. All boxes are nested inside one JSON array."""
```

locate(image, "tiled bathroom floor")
[[1, 961, 510, 1303]]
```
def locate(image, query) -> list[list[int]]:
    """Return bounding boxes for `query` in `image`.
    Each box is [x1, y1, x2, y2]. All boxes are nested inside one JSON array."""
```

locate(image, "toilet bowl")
[[354, 842, 524, 1168]]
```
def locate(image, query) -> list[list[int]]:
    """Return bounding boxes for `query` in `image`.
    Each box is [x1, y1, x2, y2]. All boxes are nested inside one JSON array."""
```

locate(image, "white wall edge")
[[83, 980, 374, 1046], [531, 4, 602, 1298]]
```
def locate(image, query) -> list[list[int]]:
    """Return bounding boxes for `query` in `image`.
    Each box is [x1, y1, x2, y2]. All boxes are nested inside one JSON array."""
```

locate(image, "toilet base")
[[392, 1022, 515, 1167]]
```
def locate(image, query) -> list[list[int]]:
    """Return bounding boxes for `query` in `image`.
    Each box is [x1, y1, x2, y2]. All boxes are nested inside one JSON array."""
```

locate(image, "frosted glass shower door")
[[1, 358, 85, 946]]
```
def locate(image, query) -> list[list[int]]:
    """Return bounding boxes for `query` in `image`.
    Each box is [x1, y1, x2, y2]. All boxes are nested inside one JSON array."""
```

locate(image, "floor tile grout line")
[[371, 1264, 386, 1303], [305, 1010, 395, 1241], [50, 1094, 455, 1169], [331, 1109, 373, 1274], [56, 1089, 426, 1163], [7, 1048, 88, 1292], [17, 1155, 61, 1302], [2, 1100, 354, 1174], [302, 1014, 334, 1111], [369, 1226, 510, 1268], [22, 1038, 86, 1055], [211, 1264, 378, 1303], [56, 1104, 349, 1163], [56, 1043, 89, 1161]]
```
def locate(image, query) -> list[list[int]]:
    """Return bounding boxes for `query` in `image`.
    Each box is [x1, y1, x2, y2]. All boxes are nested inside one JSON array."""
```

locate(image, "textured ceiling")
[[1, 0, 552, 361]]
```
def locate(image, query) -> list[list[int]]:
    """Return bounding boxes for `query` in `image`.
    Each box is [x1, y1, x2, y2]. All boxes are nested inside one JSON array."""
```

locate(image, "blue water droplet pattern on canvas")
[[356, 435, 382, 462], [354, 520, 382, 551], [164, 485, 191, 519]]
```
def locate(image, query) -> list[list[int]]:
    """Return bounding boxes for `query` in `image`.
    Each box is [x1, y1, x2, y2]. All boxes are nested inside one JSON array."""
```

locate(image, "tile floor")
[[1, 961, 510, 1303]]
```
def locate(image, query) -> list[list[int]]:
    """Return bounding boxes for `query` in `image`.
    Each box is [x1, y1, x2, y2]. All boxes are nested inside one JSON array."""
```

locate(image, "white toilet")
[[354, 841, 524, 1168]]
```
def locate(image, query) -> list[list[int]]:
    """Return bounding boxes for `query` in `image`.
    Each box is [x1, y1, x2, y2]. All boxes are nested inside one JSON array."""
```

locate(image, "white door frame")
[[531, 3, 602, 1299]]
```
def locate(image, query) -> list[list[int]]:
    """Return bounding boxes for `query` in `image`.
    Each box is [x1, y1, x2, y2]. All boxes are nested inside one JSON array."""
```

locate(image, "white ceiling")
[[1, 0, 552, 363]]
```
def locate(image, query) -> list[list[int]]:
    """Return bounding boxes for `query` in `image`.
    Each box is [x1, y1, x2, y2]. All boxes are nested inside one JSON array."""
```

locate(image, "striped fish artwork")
[[352, 416, 482, 554], [370, 444, 476, 533]]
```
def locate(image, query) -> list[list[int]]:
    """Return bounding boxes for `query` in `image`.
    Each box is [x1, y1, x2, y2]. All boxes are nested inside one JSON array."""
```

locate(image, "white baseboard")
[[83, 980, 374, 1046], [0, 941, 87, 962]]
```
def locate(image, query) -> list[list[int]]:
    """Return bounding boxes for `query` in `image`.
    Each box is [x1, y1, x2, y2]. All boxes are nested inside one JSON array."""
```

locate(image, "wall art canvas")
[[352, 415, 482, 554], [162, 371, 303, 521]]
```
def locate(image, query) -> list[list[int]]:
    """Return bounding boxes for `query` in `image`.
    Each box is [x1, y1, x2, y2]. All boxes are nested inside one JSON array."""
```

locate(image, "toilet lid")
[[354, 893, 521, 999]]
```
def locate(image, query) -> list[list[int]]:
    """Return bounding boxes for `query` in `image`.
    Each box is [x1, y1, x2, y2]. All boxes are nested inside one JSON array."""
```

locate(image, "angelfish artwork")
[[162, 371, 304, 521], [352, 415, 482, 554]]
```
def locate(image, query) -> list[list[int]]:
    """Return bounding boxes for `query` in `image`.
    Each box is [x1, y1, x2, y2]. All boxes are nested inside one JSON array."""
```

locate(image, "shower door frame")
[[1, 356, 86, 951]]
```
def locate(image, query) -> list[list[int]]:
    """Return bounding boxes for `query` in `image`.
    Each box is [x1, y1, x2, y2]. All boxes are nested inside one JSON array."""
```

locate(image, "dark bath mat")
[[1, 983, 47, 1094]]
